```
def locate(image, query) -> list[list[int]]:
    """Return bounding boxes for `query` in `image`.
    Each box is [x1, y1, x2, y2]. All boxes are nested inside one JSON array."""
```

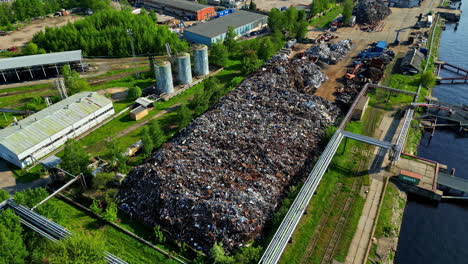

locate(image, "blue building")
[[183, 10, 268, 46]]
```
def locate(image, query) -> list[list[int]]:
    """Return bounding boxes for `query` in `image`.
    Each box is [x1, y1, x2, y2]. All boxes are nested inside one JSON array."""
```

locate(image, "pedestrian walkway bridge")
[[437, 172, 468, 194]]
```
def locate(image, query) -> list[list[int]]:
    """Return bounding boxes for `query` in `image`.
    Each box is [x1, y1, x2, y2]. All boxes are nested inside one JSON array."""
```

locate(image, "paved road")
[[0, 160, 50, 195]]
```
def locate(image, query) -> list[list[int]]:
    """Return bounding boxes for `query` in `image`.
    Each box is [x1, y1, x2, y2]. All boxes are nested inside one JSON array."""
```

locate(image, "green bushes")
[[48, 234, 107, 264]]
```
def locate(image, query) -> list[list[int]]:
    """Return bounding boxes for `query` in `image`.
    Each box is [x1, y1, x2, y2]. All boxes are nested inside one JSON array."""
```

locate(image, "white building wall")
[[14, 104, 115, 168]]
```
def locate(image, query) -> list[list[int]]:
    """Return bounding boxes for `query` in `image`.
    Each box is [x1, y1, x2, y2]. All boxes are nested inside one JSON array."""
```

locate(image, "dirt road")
[[308, 0, 438, 102], [0, 15, 83, 50]]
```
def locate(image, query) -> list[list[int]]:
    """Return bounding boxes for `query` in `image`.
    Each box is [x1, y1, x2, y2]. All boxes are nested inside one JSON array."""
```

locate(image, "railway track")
[[300, 183, 344, 263], [319, 146, 370, 264]]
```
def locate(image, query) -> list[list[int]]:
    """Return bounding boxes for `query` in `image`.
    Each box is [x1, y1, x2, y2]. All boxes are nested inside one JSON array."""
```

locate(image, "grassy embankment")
[[367, 183, 406, 263], [278, 106, 384, 264], [309, 5, 344, 28]]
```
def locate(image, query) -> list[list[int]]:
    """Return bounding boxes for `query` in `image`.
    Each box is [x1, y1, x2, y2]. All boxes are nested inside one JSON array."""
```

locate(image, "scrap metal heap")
[[118, 59, 339, 253], [354, 0, 391, 25], [305, 39, 354, 65]]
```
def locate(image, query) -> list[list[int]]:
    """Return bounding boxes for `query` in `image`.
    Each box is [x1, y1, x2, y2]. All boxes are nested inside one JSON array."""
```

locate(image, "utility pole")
[[127, 29, 139, 79]]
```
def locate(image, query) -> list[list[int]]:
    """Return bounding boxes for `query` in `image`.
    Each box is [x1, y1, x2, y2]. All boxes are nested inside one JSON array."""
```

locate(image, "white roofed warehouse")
[[0, 92, 114, 168]]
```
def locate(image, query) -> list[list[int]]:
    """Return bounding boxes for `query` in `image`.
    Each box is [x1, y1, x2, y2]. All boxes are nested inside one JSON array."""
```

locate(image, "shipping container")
[[399, 170, 422, 185]]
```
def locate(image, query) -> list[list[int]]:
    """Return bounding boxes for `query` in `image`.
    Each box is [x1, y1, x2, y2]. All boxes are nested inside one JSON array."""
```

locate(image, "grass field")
[[44, 198, 180, 264], [309, 6, 343, 28], [279, 106, 383, 264], [368, 183, 405, 263]]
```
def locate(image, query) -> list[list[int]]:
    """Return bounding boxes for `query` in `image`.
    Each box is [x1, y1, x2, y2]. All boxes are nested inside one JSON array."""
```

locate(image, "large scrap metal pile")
[[305, 39, 354, 65], [118, 58, 339, 253], [354, 0, 391, 25]]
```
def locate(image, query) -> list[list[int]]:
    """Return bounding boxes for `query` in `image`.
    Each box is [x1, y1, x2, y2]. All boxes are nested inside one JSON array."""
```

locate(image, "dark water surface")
[[395, 4, 468, 264]]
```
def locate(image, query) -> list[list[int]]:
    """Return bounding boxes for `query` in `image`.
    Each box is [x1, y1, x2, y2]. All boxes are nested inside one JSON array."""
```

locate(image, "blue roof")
[[376, 41, 387, 49]]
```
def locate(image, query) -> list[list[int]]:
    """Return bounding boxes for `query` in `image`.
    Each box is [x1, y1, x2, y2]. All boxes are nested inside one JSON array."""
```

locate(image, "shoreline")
[[365, 14, 446, 264]]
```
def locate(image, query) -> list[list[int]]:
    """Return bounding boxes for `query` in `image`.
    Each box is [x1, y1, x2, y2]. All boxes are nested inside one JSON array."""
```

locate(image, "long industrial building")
[[0, 92, 114, 168], [142, 0, 216, 21], [0, 50, 83, 84], [183, 10, 268, 46]]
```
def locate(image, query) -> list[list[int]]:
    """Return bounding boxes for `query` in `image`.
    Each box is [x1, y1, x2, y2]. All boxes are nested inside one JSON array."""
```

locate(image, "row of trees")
[[0, 0, 111, 27], [268, 7, 309, 40], [32, 9, 188, 57]]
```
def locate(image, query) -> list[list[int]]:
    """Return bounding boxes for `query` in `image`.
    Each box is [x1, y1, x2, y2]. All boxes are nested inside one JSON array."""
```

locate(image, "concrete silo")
[[176, 52, 192, 85], [193, 45, 209, 76], [155, 61, 174, 94]]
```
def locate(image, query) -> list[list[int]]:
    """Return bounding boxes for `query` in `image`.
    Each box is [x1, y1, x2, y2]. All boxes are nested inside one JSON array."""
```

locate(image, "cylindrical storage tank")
[[155, 61, 174, 94], [176, 52, 192, 85], [193, 45, 209, 76]]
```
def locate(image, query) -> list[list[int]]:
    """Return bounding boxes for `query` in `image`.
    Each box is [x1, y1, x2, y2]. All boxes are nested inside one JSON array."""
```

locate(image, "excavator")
[[345, 62, 363, 80]]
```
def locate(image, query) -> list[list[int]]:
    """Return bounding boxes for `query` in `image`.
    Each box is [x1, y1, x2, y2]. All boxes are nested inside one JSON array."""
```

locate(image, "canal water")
[[395, 3, 468, 264]]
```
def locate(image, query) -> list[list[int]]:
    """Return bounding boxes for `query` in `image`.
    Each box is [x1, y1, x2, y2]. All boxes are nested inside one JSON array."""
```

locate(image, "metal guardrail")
[[393, 109, 414, 161]]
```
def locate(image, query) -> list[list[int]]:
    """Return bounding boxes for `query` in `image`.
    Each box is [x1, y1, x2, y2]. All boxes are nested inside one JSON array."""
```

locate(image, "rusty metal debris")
[[305, 39, 354, 65], [354, 0, 391, 25], [118, 58, 339, 253]]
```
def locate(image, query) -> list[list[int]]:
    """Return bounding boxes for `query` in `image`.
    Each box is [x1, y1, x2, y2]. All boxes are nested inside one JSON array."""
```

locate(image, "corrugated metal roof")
[[135, 97, 154, 107], [0, 50, 82, 71], [184, 10, 267, 38], [143, 0, 211, 13], [0, 92, 112, 157]]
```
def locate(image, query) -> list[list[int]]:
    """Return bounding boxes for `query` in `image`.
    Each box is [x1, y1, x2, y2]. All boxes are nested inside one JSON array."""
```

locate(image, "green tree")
[[90, 199, 103, 215], [257, 37, 275, 61], [241, 50, 263, 75], [149, 10, 158, 23], [175, 104, 192, 129], [103, 202, 118, 222], [210, 42, 229, 67], [295, 20, 309, 40], [285, 6, 298, 28], [210, 243, 234, 264], [418, 71, 436, 88], [0, 209, 27, 264], [141, 126, 154, 157], [13, 187, 49, 208], [127, 86, 142, 99], [104, 138, 128, 172], [32, 9, 188, 57], [234, 246, 263, 264], [249, 0, 257, 10], [0, 189, 8, 202], [22, 42, 45, 55], [189, 91, 210, 117], [199, 0, 208, 4], [14, 188, 65, 223], [268, 8, 285, 33], [48, 234, 106, 264], [92, 172, 115, 190], [224, 26, 238, 52], [80, 0, 110, 11], [343, 0, 354, 26], [205, 77, 223, 104], [62, 65, 90, 95], [153, 225, 166, 244], [149, 120, 164, 148], [61, 139, 90, 176]]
